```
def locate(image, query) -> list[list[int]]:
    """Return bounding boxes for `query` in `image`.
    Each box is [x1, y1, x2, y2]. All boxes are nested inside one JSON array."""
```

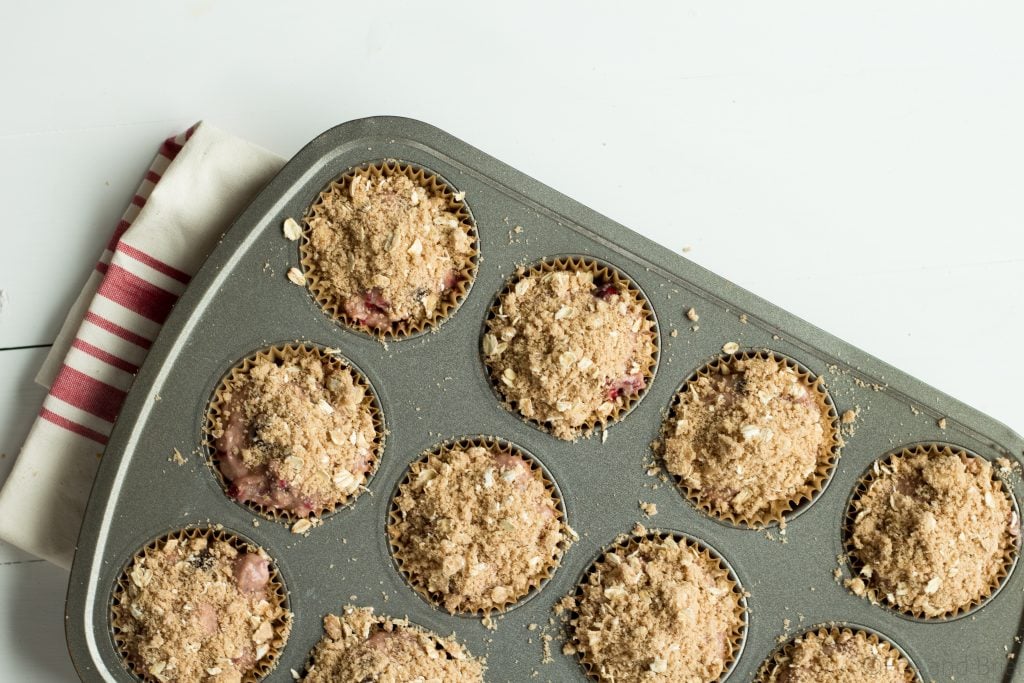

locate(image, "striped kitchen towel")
[[0, 123, 285, 568]]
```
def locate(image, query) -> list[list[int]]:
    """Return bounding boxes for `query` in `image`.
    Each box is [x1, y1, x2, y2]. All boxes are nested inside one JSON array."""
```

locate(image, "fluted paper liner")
[[204, 342, 385, 524], [387, 436, 570, 616], [568, 530, 747, 682], [483, 256, 660, 439], [754, 625, 921, 683], [299, 160, 479, 339], [110, 526, 292, 683], [657, 349, 841, 528], [843, 443, 1021, 620]]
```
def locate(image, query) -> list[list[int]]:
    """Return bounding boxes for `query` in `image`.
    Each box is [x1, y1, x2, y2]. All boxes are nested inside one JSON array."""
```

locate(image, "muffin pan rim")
[[66, 116, 1024, 683]]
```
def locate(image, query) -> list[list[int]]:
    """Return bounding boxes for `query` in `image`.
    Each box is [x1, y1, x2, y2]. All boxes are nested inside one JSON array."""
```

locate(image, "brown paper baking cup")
[[482, 255, 660, 439], [110, 526, 292, 683], [842, 443, 1021, 620], [387, 436, 570, 616], [754, 625, 921, 683], [299, 160, 479, 339], [204, 342, 385, 524], [658, 349, 841, 528], [568, 529, 747, 683]]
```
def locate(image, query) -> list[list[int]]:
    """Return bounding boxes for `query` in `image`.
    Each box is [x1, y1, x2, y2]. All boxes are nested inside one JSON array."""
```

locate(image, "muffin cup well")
[[567, 529, 747, 683], [109, 526, 292, 683], [204, 342, 385, 524], [482, 255, 660, 439], [657, 349, 841, 528], [387, 436, 570, 616], [754, 625, 921, 683], [299, 160, 479, 339], [842, 443, 1021, 621]]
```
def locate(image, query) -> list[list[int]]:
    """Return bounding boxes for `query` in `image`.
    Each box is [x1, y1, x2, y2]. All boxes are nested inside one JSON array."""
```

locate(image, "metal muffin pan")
[[66, 116, 1024, 682]]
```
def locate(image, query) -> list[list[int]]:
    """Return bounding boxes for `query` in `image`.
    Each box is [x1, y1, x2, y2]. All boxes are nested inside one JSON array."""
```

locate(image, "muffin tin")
[[66, 116, 1024, 682]]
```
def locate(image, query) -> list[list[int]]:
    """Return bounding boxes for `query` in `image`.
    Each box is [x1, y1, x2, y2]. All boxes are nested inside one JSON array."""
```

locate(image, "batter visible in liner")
[[659, 355, 833, 524], [305, 168, 475, 331], [303, 606, 484, 683], [571, 533, 744, 683], [847, 446, 1019, 617], [114, 535, 290, 683], [485, 265, 656, 440], [211, 348, 379, 518], [761, 628, 915, 683], [389, 442, 568, 613]]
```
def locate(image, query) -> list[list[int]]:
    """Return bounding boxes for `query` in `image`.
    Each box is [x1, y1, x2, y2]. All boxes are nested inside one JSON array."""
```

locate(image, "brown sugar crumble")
[[303, 606, 483, 682], [848, 447, 1020, 617], [659, 355, 834, 525], [212, 349, 379, 518], [305, 169, 475, 331], [572, 534, 743, 683], [484, 266, 656, 440], [114, 535, 290, 683], [389, 443, 568, 613], [762, 628, 913, 683]]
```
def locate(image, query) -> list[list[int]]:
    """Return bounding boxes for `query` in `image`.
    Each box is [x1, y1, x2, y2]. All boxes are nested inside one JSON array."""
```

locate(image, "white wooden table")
[[2, 2, 1022, 680]]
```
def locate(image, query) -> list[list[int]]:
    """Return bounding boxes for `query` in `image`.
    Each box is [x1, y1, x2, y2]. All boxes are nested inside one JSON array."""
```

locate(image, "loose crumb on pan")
[[484, 266, 656, 440], [282, 218, 302, 241], [115, 535, 290, 683], [211, 349, 378, 518], [390, 443, 568, 613], [305, 169, 475, 331], [659, 356, 833, 524], [571, 534, 743, 683], [303, 606, 484, 682], [847, 448, 1019, 617], [761, 628, 913, 683]]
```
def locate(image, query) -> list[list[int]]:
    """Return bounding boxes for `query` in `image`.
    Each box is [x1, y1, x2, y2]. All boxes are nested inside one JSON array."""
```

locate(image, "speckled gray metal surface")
[[66, 117, 1024, 682]]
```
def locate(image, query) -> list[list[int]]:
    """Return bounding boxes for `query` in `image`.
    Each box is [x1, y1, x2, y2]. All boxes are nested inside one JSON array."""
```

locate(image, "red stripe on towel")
[[116, 243, 191, 284], [96, 264, 178, 323], [39, 408, 109, 445], [83, 312, 153, 349], [71, 339, 140, 375], [50, 366, 127, 424]]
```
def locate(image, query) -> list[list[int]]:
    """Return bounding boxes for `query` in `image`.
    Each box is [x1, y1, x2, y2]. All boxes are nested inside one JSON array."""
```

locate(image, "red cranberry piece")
[[344, 289, 392, 329], [443, 269, 460, 290], [594, 283, 619, 301], [232, 553, 270, 593], [606, 373, 646, 400]]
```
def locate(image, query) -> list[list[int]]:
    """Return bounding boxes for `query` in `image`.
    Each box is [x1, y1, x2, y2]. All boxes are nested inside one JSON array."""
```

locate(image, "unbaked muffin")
[[759, 627, 916, 683], [303, 163, 476, 335], [388, 439, 568, 613], [112, 531, 290, 683], [484, 259, 657, 440], [846, 444, 1019, 618], [303, 606, 484, 683], [659, 353, 837, 526], [209, 345, 381, 519], [570, 531, 745, 683]]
